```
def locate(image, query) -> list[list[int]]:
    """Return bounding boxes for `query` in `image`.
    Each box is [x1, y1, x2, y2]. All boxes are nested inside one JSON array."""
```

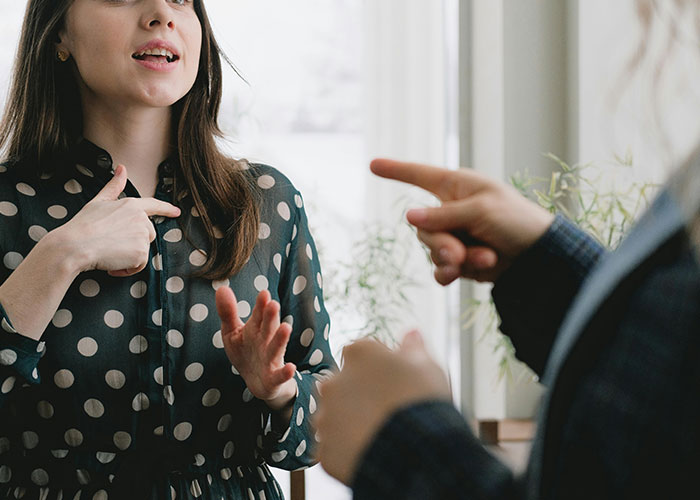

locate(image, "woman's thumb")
[[94, 164, 127, 201]]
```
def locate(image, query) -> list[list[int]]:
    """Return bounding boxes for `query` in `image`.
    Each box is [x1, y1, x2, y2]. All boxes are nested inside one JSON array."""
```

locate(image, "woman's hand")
[[315, 331, 451, 485], [215, 287, 298, 411], [52, 164, 181, 277], [370, 159, 555, 284]]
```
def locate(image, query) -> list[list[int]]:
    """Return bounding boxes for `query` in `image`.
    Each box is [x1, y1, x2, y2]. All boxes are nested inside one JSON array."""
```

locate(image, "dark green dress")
[[0, 140, 336, 499]]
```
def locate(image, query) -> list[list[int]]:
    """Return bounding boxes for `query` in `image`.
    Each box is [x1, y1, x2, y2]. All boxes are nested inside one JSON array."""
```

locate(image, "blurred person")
[[315, 1, 700, 498], [0, 0, 335, 498]]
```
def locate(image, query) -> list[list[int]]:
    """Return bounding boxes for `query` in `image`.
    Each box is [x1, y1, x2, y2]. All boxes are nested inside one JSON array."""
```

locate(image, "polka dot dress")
[[0, 140, 336, 499]]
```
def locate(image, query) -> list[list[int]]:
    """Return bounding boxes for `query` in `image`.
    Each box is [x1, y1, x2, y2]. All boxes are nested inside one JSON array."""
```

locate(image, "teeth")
[[135, 48, 176, 59]]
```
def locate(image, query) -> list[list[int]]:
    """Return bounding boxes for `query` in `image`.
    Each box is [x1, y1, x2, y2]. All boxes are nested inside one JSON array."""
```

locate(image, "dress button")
[[96, 155, 112, 170]]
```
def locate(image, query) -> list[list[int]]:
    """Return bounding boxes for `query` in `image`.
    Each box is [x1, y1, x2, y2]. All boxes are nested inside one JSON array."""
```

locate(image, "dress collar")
[[73, 138, 176, 180]]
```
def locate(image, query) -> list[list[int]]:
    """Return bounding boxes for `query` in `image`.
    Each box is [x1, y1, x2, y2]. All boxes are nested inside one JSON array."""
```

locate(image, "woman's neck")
[[81, 100, 173, 198]]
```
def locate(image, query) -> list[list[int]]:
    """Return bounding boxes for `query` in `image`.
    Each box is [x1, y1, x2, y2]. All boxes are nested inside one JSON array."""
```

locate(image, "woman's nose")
[[141, 0, 176, 30]]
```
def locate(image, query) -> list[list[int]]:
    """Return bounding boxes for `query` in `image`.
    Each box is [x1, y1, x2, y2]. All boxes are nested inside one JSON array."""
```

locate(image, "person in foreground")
[[0, 0, 335, 498], [315, 156, 700, 497]]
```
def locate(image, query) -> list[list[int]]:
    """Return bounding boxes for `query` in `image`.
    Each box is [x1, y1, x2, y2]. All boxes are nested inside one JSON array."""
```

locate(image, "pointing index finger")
[[370, 158, 483, 201]]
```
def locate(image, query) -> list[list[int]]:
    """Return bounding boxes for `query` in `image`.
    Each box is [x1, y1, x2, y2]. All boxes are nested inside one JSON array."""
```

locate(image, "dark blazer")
[[352, 186, 700, 499]]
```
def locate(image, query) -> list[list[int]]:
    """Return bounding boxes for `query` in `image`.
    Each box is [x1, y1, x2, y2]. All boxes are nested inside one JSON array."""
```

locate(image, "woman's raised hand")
[[55, 164, 181, 277], [215, 287, 298, 411], [370, 159, 555, 284]]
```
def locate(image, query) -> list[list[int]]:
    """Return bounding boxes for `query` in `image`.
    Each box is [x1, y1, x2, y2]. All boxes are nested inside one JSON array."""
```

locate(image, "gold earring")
[[57, 49, 69, 62]]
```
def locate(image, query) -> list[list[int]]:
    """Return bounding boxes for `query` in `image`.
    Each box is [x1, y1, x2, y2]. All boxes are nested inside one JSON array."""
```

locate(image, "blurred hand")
[[370, 159, 554, 284], [53, 164, 181, 277], [315, 331, 451, 485], [216, 287, 297, 411]]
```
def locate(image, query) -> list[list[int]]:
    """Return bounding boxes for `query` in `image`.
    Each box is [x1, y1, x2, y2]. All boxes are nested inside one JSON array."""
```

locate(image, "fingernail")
[[473, 252, 495, 270], [407, 208, 427, 223], [441, 265, 460, 281]]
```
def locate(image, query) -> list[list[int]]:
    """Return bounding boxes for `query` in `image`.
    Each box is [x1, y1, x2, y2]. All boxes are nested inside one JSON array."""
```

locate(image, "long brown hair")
[[0, 0, 260, 281]]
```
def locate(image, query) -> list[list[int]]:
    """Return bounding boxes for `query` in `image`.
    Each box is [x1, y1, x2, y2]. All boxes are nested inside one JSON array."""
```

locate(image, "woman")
[[0, 0, 335, 498]]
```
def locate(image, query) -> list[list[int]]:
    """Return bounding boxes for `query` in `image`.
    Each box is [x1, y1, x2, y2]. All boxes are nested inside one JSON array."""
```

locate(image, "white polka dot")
[[278, 427, 291, 444], [79, 279, 100, 297], [237, 301, 251, 318], [64, 179, 82, 194], [212, 330, 223, 349], [295, 440, 307, 457], [242, 388, 254, 402], [16, 183, 35, 196], [166, 276, 184, 293], [50, 449, 68, 458], [28, 225, 47, 242], [189, 303, 208, 322], [286, 243, 291, 256], [271, 450, 287, 462], [77, 469, 92, 485], [0, 350, 17, 366], [152, 309, 162, 326], [129, 335, 148, 354], [258, 223, 271, 240], [105, 370, 126, 389], [22, 431, 39, 449], [295, 194, 304, 209], [189, 250, 207, 267], [30, 468, 48, 486], [202, 388, 221, 407], [164, 385, 175, 405], [166, 329, 184, 348], [3, 252, 22, 270], [174, 422, 192, 441], [223, 441, 235, 459], [54, 369, 74, 389], [84, 399, 105, 418], [231, 364, 240, 375], [163, 228, 182, 242], [296, 407, 305, 426], [96, 452, 115, 464], [0, 202, 17, 216], [309, 349, 324, 366], [154, 426, 164, 437], [104, 310, 124, 329], [77, 337, 98, 357], [153, 366, 164, 385], [65, 428, 83, 447], [37, 401, 54, 419], [300, 329, 314, 347], [132, 393, 149, 411], [130, 281, 147, 298], [317, 273, 323, 288], [217, 414, 232, 432], [309, 395, 317, 414], [253, 275, 268, 291], [152, 254, 163, 271], [292, 276, 307, 295], [268, 257, 280, 277], [190, 478, 202, 497], [221, 467, 232, 480], [257, 175, 275, 189], [93, 490, 108, 500], [0, 465, 9, 484], [185, 363, 204, 382], [213, 226, 225, 239], [31, 367, 38, 380], [282, 315, 293, 326], [277, 202, 291, 221], [1, 376, 16, 394], [324, 323, 330, 340], [314, 296, 321, 312], [76, 165, 94, 178], [211, 279, 229, 290], [113, 431, 131, 450], [52, 309, 72, 328], [194, 454, 205, 466], [47, 205, 68, 219]]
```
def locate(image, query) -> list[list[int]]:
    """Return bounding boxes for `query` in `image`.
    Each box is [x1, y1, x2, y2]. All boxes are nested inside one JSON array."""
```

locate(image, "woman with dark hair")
[[0, 0, 335, 498]]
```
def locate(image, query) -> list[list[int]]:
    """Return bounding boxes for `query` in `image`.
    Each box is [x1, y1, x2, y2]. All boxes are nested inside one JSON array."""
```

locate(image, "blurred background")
[[2, 0, 699, 497]]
